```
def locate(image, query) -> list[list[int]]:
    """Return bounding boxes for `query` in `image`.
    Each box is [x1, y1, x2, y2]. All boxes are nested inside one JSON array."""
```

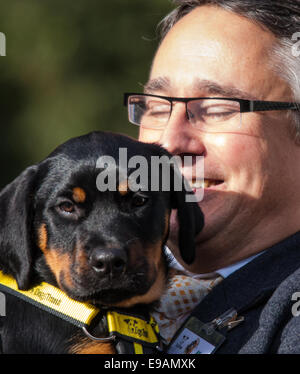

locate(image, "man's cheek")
[[215, 135, 260, 165], [139, 128, 162, 143]]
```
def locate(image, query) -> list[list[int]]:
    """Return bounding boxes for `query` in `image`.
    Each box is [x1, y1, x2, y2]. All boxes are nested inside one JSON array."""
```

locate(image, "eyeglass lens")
[[128, 95, 242, 132]]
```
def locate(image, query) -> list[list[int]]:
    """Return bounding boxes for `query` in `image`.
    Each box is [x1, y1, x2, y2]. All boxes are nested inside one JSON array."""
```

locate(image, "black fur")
[[0, 131, 204, 353]]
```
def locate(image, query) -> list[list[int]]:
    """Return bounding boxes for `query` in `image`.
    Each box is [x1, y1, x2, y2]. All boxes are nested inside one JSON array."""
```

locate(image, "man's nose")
[[159, 102, 205, 155]]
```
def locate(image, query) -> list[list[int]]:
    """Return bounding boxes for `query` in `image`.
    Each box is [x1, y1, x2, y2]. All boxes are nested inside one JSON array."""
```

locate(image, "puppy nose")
[[90, 248, 127, 276]]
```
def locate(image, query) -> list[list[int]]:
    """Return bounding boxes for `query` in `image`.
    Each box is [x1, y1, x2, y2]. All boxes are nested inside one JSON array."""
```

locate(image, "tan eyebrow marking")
[[72, 187, 86, 203], [118, 179, 129, 196]]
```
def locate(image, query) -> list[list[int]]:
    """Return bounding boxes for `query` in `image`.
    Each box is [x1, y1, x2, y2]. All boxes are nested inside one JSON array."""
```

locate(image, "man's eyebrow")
[[143, 77, 171, 94], [194, 79, 257, 100], [143, 77, 256, 100]]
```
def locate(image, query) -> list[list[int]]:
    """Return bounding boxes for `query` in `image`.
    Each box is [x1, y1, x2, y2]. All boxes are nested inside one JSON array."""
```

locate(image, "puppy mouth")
[[61, 267, 155, 306], [72, 283, 154, 307]]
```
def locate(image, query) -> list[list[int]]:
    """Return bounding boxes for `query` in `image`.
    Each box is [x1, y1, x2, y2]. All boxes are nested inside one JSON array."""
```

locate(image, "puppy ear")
[[170, 165, 204, 265], [0, 165, 38, 289]]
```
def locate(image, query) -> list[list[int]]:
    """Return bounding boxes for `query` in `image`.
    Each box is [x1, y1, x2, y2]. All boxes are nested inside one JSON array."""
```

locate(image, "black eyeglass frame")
[[124, 92, 300, 114]]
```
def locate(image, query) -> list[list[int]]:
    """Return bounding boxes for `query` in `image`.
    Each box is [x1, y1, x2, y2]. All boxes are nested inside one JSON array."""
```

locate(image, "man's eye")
[[201, 103, 240, 119], [205, 106, 236, 115], [58, 202, 75, 214], [146, 101, 170, 117]]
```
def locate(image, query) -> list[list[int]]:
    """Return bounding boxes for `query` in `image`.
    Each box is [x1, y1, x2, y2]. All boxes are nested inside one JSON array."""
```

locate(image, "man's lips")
[[187, 178, 224, 189], [176, 154, 224, 190]]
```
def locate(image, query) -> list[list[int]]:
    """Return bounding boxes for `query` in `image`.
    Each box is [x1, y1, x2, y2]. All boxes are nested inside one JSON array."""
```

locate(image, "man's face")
[[138, 5, 300, 272]]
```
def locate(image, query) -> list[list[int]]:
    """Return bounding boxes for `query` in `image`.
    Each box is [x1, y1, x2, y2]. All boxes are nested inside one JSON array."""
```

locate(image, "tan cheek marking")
[[37, 225, 73, 289], [72, 187, 86, 203], [44, 250, 73, 289], [114, 240, 166, 308], [38, 224, 48, 253], [118, 179, 129, 196]]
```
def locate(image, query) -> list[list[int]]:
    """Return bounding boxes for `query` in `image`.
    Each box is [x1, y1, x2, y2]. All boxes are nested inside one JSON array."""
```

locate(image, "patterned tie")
[[152, 269, 223, 345]]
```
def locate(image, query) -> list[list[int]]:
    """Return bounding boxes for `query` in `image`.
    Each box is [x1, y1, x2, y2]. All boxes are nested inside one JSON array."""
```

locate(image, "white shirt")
[[165, 246, 264, 279]]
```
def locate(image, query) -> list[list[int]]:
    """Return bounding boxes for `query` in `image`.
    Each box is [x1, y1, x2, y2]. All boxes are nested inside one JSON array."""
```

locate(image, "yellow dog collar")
[[0, 270, 161, 354], [0, 270, 98, 327]]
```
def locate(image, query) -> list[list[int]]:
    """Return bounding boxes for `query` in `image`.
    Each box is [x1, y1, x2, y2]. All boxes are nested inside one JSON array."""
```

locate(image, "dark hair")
[[159, 1, 300, 39], [158, 0, 300, 141]]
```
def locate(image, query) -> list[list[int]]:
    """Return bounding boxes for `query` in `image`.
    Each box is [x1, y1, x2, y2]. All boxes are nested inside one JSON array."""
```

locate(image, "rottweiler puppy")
[[0, 131, 203, 353]]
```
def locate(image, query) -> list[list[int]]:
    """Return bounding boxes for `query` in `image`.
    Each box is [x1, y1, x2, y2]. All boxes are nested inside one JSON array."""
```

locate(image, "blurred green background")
[[0, 0, 173, 188]]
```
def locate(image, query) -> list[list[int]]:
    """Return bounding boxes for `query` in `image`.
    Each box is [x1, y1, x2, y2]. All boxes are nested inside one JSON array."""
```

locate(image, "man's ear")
[[170, 165, 204, 265], [0, 165, 38, 290]]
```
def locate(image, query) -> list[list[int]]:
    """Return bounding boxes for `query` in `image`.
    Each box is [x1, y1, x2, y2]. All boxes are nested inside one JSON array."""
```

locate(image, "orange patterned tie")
[[152, 270, 223, 344]]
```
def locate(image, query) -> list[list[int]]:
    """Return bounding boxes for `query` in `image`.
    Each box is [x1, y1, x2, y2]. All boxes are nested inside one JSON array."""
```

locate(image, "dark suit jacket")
[[190, 231, 300, 353]]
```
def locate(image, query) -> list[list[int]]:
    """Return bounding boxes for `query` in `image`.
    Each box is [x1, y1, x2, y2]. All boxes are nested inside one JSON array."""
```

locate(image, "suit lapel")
[[190, 231, 300, 344]]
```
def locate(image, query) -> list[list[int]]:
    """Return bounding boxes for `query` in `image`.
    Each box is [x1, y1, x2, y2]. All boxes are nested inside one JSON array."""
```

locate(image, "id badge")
[[167, 316, 226, 354]]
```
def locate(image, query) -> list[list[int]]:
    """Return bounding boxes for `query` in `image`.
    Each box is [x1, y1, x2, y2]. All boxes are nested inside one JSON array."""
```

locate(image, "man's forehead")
[[154, 5, 277, 64], [148, 6, 282, 102], [165, 5, 275, 45]]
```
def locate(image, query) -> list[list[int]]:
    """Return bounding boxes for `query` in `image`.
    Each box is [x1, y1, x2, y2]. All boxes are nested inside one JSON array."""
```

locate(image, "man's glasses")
[[124, 93, 300, 133]]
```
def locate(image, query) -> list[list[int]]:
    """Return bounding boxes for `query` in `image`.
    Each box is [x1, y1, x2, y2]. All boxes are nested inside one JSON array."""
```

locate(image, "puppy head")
[[0, 131, 204, 307]]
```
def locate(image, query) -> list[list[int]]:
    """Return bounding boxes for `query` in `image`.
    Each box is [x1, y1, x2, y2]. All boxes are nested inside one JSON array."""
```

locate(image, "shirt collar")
[[165, 246, 264, 279], [216, 252, 263, 278]]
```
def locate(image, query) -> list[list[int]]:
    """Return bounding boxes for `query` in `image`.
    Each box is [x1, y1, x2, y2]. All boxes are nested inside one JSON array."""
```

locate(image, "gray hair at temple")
[[157, 0, 300, 143]]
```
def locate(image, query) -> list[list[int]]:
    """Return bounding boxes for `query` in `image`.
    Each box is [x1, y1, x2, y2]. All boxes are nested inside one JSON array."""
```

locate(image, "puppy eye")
[[132, 194, 148, 207], [58, 201, 75, 214]]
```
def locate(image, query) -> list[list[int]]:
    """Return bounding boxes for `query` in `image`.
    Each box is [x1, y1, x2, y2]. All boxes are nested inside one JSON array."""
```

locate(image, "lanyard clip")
[[209, 308, 244, 331], [212, 308, 238, 329]]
